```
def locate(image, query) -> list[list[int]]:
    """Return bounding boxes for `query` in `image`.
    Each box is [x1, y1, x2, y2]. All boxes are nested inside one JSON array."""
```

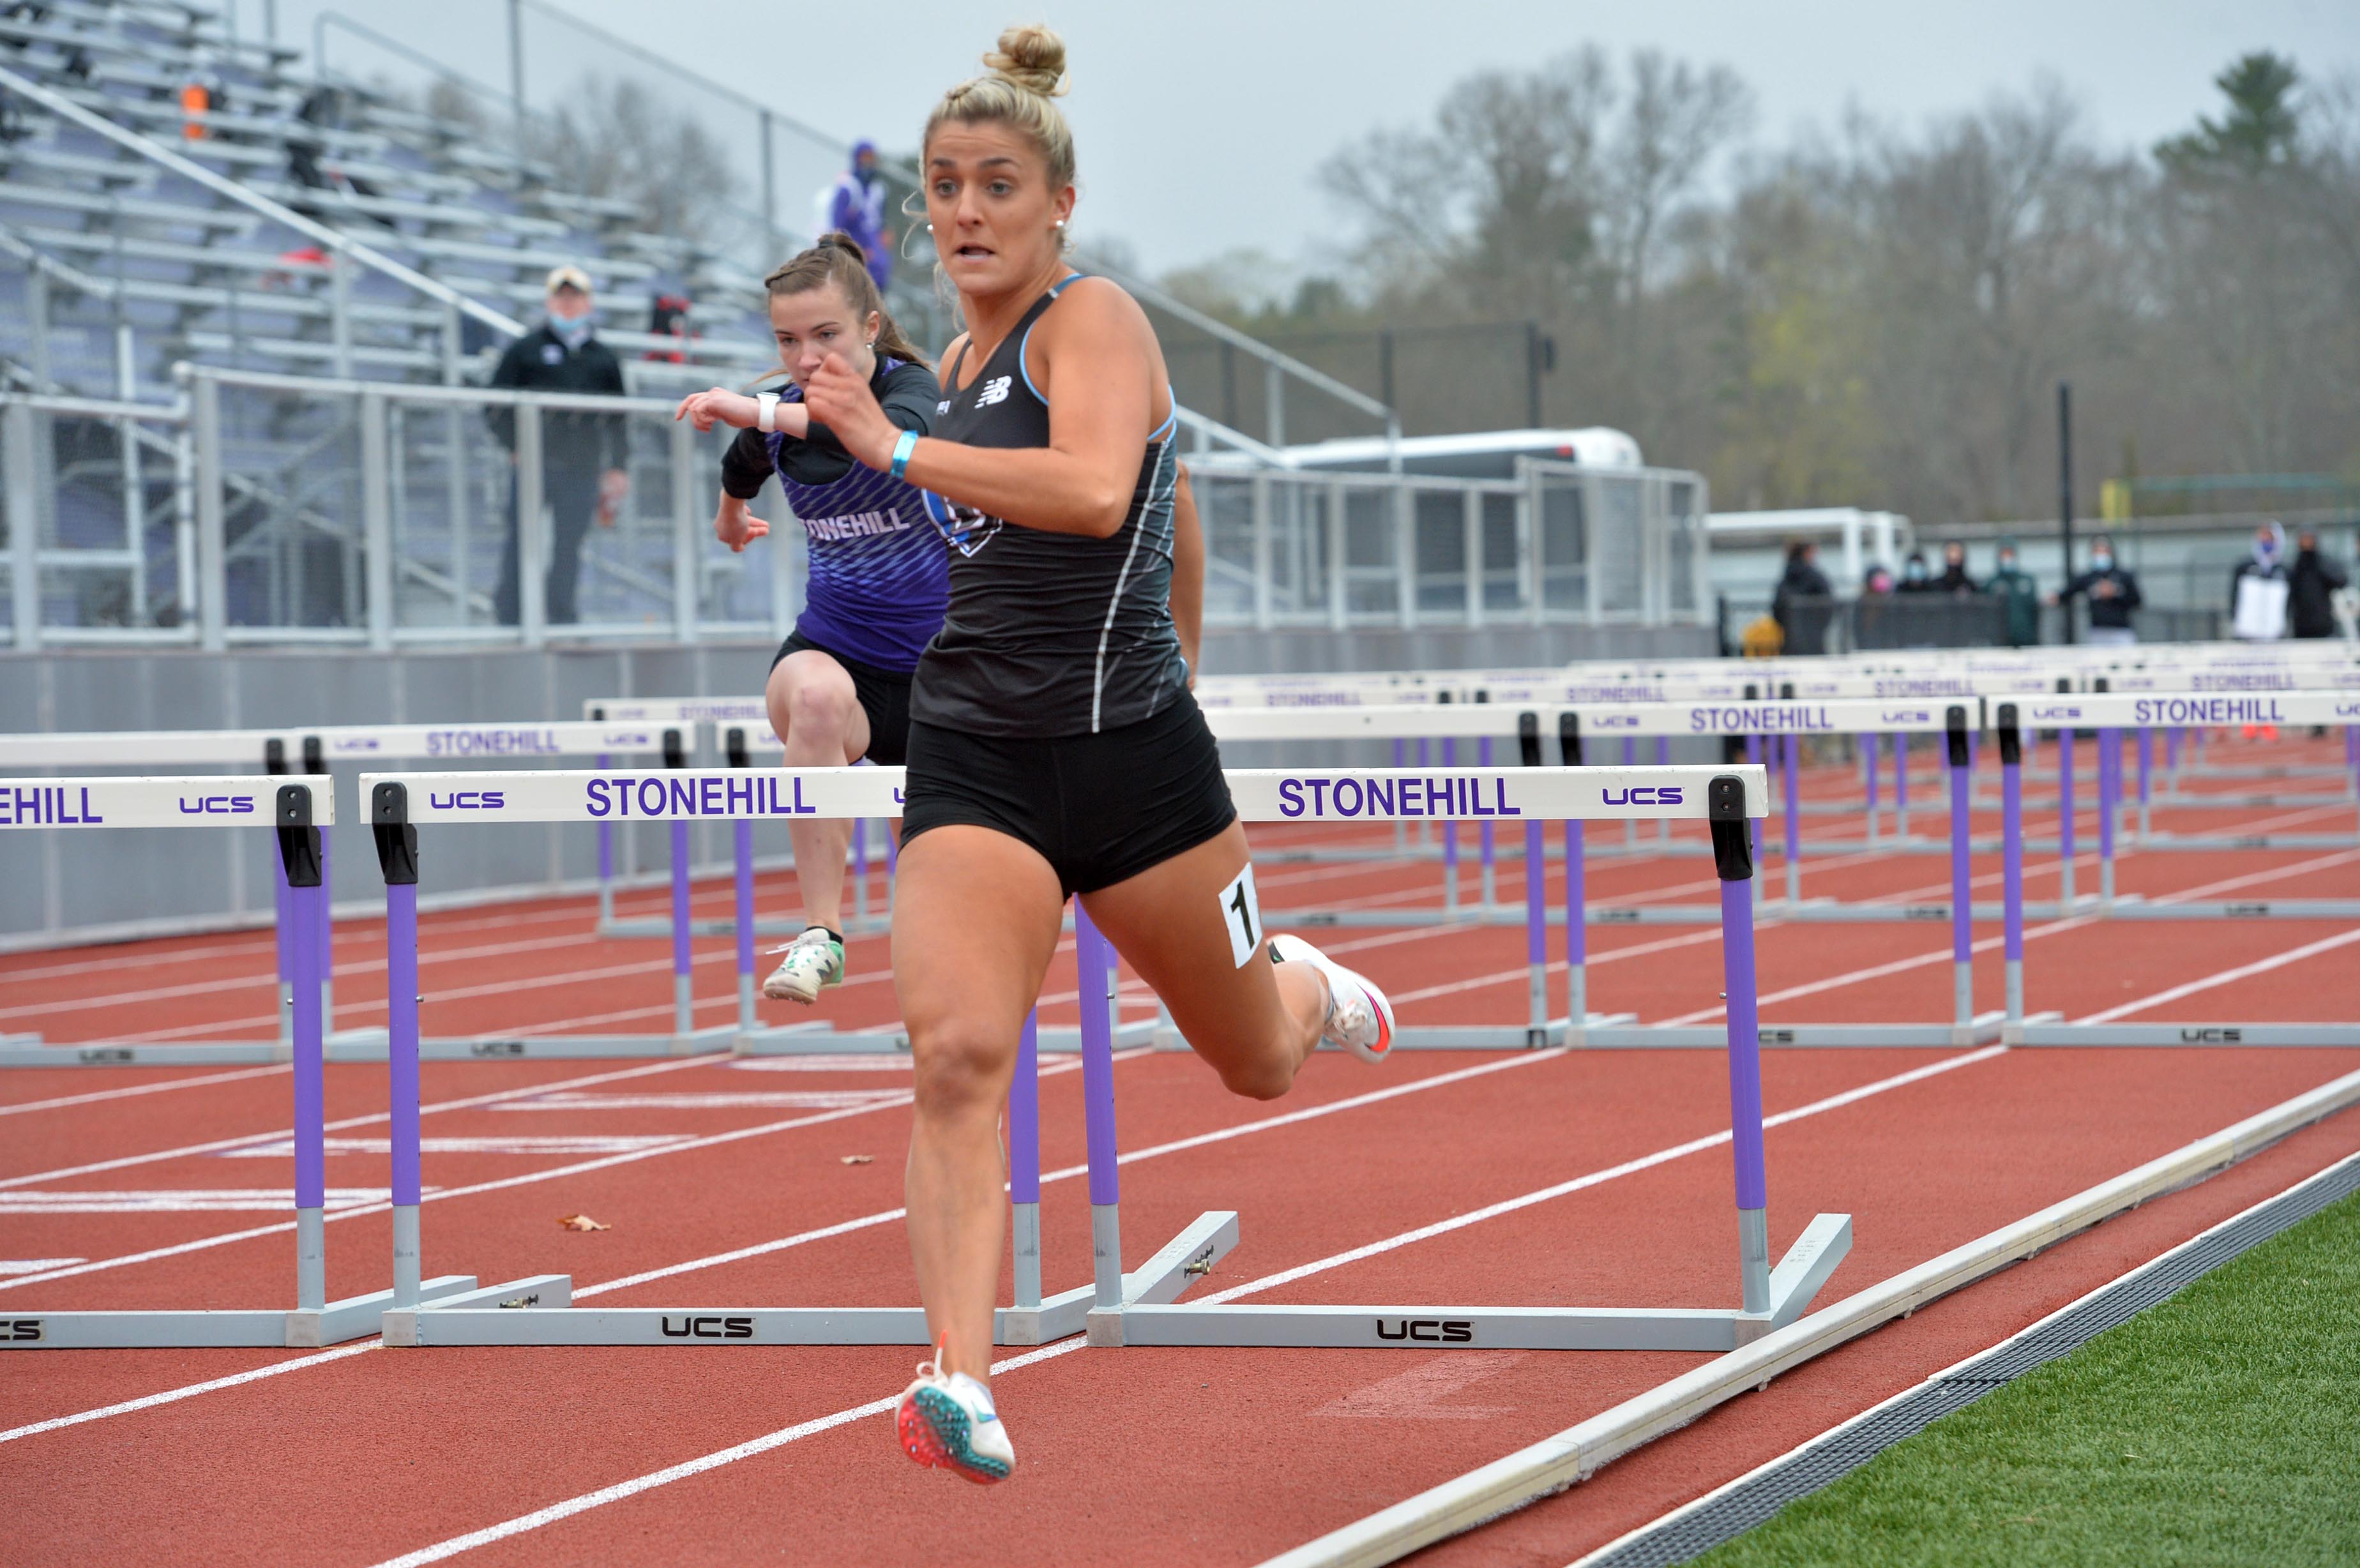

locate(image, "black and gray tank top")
[[910, 273, 1186, 737]]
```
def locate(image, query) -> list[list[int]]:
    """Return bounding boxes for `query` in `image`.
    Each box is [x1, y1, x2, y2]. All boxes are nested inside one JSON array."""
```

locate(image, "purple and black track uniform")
[[720, 357, 946, 764]]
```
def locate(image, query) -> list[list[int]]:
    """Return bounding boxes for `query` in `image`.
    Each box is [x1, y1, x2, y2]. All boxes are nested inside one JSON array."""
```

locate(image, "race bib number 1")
[[1219, 863, 1262, 969]]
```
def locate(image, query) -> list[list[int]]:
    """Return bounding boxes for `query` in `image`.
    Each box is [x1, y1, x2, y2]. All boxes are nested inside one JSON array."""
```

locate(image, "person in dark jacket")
[[2052, 535, 2142, 645], [1895, 549, 1937, 593], [486, 266, 630, 625], [1769, 539, 1833, 654], [1986, 537, 2041, 647], [1934, 539, 1978, 595], [2288, 529, 2349, 639]]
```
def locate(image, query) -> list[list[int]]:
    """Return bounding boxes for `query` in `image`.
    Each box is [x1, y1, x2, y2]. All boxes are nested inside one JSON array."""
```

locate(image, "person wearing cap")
[[485, 266, 631, 625], [821, 140, 893, 292]]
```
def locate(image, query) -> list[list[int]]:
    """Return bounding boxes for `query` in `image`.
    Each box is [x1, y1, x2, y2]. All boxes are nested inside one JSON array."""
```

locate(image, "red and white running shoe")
[[896, 1343, 1014, 1484], [1268, 933, 1395, 1062]]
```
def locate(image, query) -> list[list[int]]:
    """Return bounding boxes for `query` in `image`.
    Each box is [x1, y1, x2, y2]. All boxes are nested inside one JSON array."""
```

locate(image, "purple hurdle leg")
[[1073, 905, 1124, 1308], [1009, 1009, 1043, 1309], [595, 752, 615, 925], [1781, 730, 1802, 905], [2136, 728, 2153, 841], [1525, 817, 1547, 1042], [316, 831, 335, 1036], [1948, 714, 1974, 1029], [1893, 730, 1910, 838], [273, 848, 294, 1044], [2098, 727, 2118, 904], [2058, 727, 2078, 905], [1565, 819, 1587, 1029], [1479, 735, 1499, 908], [387, 876, 422, 1306], [2002, 723, 2026, 1025], [670, 819, 693, 1037], [1746, 734, 1766, 910], [852, 817, 870, 925], [1709, 781, 1769, 1316], [1440, 737, 1460, 914], [2167, 727, 2182, 790], [734, 820, 757, 1029], [1656, 736, 1674, 846], [1864, 732, 1882, 845], [289, 875, 326, 1313], [1622, 736, 1639, 850]]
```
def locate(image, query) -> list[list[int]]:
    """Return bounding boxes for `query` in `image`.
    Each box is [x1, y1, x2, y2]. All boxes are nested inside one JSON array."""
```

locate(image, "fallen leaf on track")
[[557, 1214, 610, 1231], [840, 1155, 874, 1165]]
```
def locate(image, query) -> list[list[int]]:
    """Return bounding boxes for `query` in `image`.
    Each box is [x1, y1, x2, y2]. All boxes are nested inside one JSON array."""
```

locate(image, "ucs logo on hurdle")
[[1374, 1317, 1476, 1342], [1601, 786, 1684, 807], [660, 1315, 755, 1339], [4, 1320, 44, 1341]]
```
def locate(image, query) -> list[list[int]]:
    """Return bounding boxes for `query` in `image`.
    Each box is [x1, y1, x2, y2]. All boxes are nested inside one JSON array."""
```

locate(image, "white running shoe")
[[760, 927, 844, 1004], [896, 1345, 1015, 1484], [1267, 933, 1395, 1063]]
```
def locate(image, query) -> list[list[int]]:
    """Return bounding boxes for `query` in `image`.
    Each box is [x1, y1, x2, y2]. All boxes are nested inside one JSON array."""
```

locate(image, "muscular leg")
[[767, 651, 874, 932], [1081, 824, 1326, 1101], [893, 825, 1064, 1382]]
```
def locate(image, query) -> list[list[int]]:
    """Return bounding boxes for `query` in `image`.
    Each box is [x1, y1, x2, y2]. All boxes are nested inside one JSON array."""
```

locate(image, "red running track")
[[1, 732, 2356, 1565]]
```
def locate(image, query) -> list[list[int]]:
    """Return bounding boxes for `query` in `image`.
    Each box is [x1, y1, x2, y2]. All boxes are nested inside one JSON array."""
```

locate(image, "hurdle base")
[[1384, 1015, 1638, 1052], [734, 1018, 1164, 1056], [2012, 1022, 2360, 1048], [1575, 1015, 2006, 1050], [399, 1027, 739, 1062], [598, 914, 890, 942], [4, 1275, 480, 1349], [1090, 1213, 1850, 1350], [391, 1214, 1239, 1348]]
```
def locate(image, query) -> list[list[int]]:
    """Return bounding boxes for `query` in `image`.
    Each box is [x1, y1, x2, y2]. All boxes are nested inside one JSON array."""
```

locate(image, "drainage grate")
[[1585, 1153, 2360, 1568]]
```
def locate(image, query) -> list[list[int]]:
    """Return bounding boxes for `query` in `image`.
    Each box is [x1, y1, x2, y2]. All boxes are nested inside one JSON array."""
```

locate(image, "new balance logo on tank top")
[[762, 359, 948, 672], [912, 276, 1187, 737]]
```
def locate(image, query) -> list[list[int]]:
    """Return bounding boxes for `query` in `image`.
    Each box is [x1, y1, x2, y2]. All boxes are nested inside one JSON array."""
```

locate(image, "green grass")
[[1693, 1187, 2360, 1568]]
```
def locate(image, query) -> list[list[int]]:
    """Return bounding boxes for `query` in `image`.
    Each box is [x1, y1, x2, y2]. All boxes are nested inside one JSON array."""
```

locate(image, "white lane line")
[[215, 1135, 695, 1157], [0, 1188, 406, 1214], [0, 1344, 382, 1445], [0, 1056, 719, 1194], [0, 1258, 84, 1274], [355, 1046, 2013, 1567], [363, 1341, 1087, 1568], [0, 1065, 289, 1119], [2078, 926, 2360, 1023]]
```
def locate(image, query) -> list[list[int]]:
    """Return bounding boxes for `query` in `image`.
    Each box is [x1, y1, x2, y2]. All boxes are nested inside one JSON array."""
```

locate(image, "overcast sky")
[[253, 0, 2359, 276]]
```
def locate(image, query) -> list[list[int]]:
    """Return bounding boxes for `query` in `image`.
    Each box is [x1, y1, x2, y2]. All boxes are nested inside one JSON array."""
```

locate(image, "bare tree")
[[526, 74, 737, 239]]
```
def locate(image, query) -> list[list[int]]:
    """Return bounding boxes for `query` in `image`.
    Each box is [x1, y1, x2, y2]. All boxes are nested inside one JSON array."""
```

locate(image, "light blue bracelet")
[[889, 428, 919, 481]]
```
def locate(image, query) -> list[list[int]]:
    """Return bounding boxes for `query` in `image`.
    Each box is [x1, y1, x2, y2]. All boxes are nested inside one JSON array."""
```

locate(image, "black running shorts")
[[898, 696, 1237, 897], [772, 630, 914, 767]]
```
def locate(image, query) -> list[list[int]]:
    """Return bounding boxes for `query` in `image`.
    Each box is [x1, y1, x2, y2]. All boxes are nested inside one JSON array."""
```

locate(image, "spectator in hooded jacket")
[[1986, 538, 2041, 647], [2288, 529, 2349, 640], [1934, 539, 1978, 595], [2230, 521, 2291, 642], [821, 140, 893, 292], [1770, 539, 1833, 654], [2053, 536, 2142, 645]]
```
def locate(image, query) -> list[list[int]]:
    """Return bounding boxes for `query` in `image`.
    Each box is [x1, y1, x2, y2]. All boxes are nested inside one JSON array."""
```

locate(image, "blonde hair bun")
[[984, 24, 1068, 98]]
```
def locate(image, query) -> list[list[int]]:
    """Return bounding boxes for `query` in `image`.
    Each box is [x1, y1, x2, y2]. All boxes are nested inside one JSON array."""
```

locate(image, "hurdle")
[[0, 775, 480, 1346], [0, 728, 317, 1067], [1087, 763, 1857, 1352], [361, 765, 1233, 1347]]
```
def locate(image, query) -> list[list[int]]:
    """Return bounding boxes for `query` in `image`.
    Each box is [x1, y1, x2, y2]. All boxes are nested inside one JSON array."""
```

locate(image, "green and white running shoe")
[[761, 926, 845, 1004], [897, 1343, 1014, 1484]]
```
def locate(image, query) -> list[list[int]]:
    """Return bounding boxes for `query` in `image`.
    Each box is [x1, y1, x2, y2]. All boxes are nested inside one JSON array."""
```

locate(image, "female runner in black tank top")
[[803, 24, 1393, 1483]]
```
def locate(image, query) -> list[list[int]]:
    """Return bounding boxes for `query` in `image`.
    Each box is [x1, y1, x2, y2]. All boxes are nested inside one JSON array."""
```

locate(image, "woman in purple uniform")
[[675, 234, 946, 1004]]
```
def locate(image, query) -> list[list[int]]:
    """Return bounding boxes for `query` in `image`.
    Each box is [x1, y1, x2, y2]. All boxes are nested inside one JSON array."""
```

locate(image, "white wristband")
[[756, 392, 780, 433]]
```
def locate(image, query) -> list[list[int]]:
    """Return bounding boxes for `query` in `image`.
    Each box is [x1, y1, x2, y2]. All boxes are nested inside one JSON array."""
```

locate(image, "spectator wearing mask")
[[821, 140, 893, 292], [1935, 539, 1978, 595], [1986, 537, 2041, 647], [1770, 539, 1833, 655], [2230, 522, 2291, 643], [1862, 562, 1896, 595], [1895, 550, 1937, 593], [485, 266, 630, 626], [2286, 528, 2347, 640], [2052, 536, 2143, 645]]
